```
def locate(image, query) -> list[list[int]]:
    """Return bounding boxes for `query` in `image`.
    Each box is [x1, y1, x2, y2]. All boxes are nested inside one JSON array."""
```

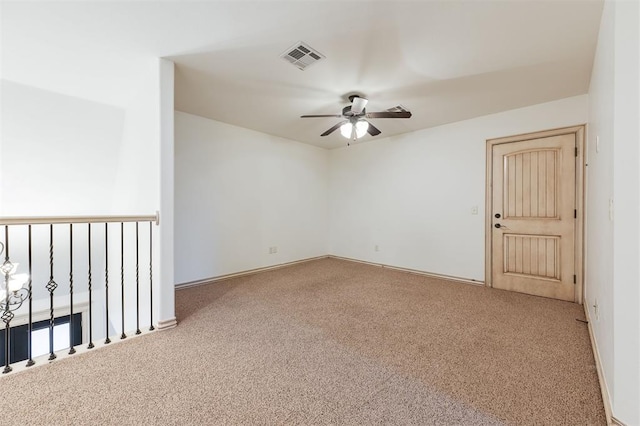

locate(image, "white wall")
[[611, 2, 640, 423], [0, 80, 125, 216], [0, 76, 162, 217], [329, 95, 588, 280], [110, 61, 162, 215], [587, 1, 640, 424], [174, 112, 329, 284], [586, 0, 616, 417]]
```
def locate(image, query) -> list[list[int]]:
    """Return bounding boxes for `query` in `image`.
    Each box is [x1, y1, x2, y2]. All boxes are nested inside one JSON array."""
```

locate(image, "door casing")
[[485, 125, 585, 303]]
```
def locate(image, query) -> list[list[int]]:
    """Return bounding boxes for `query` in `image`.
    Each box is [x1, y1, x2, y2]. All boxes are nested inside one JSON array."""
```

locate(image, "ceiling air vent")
[[280, 41, 325, 71]]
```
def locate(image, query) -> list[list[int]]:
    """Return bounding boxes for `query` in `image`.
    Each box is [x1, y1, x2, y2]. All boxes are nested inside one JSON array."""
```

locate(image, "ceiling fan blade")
[[351, 97, 368, 114], [301, 114, 343, 118], [321, 120, 348, 136], [366, 121, 382, 136], [365, 111, 412, 119]]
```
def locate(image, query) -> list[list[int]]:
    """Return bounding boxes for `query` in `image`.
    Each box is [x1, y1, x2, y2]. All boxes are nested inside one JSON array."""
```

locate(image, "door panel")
[[505, 150, 559, 218], [491, 134, 575, 301], [504, 234, 560, 280]]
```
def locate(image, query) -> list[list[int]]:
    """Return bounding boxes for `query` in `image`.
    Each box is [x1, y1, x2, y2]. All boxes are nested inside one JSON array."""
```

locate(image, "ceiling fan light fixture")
[[340, 122, 353, 139], [355, 121, 369, 138], [340, 121, 369, 140]]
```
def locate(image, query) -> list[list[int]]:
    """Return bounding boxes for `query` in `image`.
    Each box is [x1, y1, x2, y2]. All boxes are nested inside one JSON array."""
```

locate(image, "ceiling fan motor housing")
[[342, 105, 365, 117]]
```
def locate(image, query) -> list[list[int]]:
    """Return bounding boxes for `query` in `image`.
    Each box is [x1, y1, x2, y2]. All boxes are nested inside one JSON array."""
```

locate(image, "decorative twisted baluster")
[[47, 224, 57, 361], [104, 223, 111, 345], [87, 223, 94, 349], [26, 225, 34, 367], [135, 222, 141, 335], [149, 221, 154, 331], [68, 224, 75, 355], [1, 290, 13, 372], [120, 222, 126, 340]]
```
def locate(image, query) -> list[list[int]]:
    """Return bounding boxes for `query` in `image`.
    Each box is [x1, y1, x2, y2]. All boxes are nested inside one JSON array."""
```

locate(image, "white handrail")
[[0, 212, 159, 226]]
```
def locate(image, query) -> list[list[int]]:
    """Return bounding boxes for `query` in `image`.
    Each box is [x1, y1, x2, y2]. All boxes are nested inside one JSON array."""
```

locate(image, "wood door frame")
[[485, 125, 585, 304]]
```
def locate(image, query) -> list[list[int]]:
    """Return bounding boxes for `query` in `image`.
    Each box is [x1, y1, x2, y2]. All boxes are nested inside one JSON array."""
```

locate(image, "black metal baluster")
[[149, 221, 154, 331], [2, 226, 13, 373], [104, 223, 111, 345], [68, 224, 75, 355], [26, 225, 34, 367], [120, 223, 126, 340], [87, 223, 94, 349], [135, 222, 141, 335], [47, 224, 57, 361]]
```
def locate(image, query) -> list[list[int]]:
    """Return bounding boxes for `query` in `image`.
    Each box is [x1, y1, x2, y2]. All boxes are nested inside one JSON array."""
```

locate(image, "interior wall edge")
[[584, 301, 614, 425]]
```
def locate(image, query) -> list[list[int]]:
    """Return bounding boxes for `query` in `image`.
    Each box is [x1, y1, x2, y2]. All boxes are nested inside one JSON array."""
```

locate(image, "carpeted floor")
[[3, 258, 605, 425]]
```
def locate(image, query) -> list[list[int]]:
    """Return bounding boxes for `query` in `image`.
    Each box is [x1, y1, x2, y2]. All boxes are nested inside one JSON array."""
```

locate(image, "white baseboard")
[[157, 317, 177, 330], [583, 303, 616, 425], [328, 255, 484, 286], [611, 416, 626, 426], [176, 255, 482, 290], [175, 256, 330, 290]]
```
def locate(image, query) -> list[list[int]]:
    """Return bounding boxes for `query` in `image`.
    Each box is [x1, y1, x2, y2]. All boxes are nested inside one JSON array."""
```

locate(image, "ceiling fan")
[[300, 95, 412, 144]]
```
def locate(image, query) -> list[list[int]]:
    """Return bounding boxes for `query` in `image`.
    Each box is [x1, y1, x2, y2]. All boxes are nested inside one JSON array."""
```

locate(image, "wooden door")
[[490, 133, 576, 301]]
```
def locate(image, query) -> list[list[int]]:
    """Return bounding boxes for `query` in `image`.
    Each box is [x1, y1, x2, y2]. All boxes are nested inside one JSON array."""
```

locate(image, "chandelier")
[[0, 242, 29, 315]]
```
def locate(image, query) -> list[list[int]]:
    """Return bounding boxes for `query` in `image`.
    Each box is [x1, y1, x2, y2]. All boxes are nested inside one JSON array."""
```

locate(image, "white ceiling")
[[1, 1, 603, 149]]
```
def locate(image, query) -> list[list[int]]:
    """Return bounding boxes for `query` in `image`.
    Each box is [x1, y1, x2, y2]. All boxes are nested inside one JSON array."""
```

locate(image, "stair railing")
[[0, 214, 159, 374]]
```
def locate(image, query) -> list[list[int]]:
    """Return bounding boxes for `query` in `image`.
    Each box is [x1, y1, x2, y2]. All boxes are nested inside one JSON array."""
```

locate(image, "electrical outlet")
[[374, 245, 380, 252], [471, 206, 478, 215], [268, 246, 278, 254]]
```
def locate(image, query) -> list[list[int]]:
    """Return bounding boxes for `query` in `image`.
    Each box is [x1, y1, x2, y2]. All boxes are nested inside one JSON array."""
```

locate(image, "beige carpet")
[[3, 258, 605, 425]]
